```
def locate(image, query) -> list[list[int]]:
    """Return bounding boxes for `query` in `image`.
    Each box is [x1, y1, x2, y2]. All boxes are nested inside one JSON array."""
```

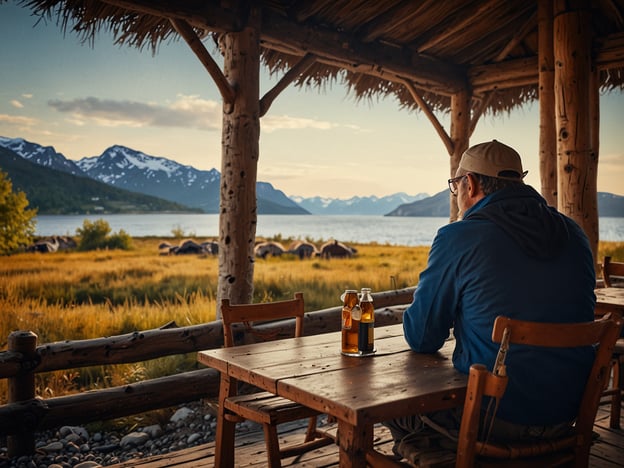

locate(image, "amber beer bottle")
[[358, 288, 375, 354], [341, 289, 361, 355]]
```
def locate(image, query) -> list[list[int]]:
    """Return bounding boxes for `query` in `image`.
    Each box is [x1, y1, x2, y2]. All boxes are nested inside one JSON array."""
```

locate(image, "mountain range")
[[0, 137, 307, 215], [1, 136, 622, 217], [387, 189, 624, 217], [0, 136, 429, 216], [0, 146, 197, 214]]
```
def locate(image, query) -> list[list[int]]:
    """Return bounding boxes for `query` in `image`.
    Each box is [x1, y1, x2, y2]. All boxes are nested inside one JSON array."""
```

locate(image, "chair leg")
[[263, 423, 283, 468], [610, 357, 622, 429], [215, 375, 236, 468], [304, 415, 319, 442], [215, 413, 236, 468]]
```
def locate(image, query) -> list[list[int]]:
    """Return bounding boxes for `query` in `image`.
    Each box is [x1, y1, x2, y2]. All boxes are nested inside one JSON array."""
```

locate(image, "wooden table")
[[198, 324, 467, 467], [595, 287, 624, 316]]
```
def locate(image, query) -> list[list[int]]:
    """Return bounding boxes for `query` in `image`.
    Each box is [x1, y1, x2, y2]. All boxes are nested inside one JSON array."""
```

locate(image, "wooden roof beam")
[[259, 9, 467, 95], [170, 18, 236, 107], [595, 32, 624, 69], [401, 79, 454, 155], [101, 0, 243, 34], [601, 0, 624, 28], [415, 0, 503, 53], [358, 1, 434, 43], [470, 33, 624, 93], [493, 11, 537, 61], [103, 0, 467, 95], [470, 57, 538, 93], [469, 92, 495, 136], [259, 53, 317, 117]]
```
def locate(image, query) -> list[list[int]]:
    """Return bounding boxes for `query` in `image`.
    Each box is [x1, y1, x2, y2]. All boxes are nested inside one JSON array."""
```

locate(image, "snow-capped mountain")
[[0, 136, 83, 175], [290, 193, 429, 215], [0, 137, 307, 214], [76, 145, 224, 213]]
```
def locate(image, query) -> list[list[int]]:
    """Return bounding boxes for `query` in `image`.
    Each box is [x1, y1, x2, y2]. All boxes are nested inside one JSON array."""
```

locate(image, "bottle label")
[[342, 307, 352, 329], [358, 322, 374, 353]]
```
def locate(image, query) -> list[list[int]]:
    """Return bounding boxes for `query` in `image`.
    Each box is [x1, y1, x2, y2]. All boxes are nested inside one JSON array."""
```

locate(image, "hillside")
[[0, 147, 199, 214], [386, 189, 624, 217], [0, 137, 308, 215], [385, 190, 450, 217]]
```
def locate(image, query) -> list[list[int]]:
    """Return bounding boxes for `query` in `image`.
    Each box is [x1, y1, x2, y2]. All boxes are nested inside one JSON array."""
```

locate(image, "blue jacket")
[[403, 184, 596, 425]]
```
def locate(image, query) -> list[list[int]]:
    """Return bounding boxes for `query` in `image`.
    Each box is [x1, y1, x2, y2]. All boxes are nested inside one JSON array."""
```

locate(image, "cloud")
[[10, 100, 24, 108], [48, 95, 222, 130], [599, 152, 624, 172], [46, 95, 360, 134], [0, 114, 38, 126], [261, 114, 340, 133]]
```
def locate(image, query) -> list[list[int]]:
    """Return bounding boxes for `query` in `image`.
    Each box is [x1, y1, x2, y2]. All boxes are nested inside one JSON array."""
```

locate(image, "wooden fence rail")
[[0, 287, 414, 456]]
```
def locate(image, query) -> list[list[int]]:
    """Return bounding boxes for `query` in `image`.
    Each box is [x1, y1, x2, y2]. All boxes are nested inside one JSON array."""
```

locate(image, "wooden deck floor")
[[111, 406, 624, 467]]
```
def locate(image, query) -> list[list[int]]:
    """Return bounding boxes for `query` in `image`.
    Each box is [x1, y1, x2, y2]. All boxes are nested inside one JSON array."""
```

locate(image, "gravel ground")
[[0, 400, 260, 468]]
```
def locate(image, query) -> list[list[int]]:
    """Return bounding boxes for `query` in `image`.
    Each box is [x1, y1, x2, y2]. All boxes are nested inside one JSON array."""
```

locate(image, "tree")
[[0, 170, 37, 254]]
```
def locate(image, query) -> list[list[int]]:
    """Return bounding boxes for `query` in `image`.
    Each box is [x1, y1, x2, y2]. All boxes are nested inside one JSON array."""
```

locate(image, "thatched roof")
[[15, 0, 624, 117]]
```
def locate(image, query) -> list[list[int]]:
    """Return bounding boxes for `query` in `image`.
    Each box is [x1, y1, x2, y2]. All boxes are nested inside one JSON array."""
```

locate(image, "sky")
[[1, 2, 623, 199]]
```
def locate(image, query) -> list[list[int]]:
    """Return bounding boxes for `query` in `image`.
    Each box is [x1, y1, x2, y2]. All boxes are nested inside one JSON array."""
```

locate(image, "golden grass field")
[[1, 237, 622, 402]]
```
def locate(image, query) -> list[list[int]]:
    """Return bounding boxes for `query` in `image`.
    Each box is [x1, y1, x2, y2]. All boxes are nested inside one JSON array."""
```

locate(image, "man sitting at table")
[[385, 140, 596, 463]]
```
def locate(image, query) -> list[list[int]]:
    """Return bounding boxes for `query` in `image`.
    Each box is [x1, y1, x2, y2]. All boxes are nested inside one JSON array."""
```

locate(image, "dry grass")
[[0, 238, 621, 402], [0, 238, 428, 401]]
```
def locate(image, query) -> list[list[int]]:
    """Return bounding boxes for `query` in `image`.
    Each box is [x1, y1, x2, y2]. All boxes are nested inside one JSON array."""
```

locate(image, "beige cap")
[[459, 140, 526, 179]]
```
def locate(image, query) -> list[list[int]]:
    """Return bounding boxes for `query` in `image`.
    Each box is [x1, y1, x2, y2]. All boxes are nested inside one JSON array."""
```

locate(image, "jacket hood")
[[464, 184, 570, 260]]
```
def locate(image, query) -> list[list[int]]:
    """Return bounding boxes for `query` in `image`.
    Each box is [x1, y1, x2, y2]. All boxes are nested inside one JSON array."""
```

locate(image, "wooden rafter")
[[494, 11, 537, 61], [169, 18, 236, 106], [259, 54, 317, 117], [101, 0, 466, 95], [415, 0, 503, 53], [467, 11, 535, 133], [359, 1, 433, 43], [469, 92, 495, 136], [101, 0, 243, 33], [401, 79, 454, 156], [100, 0, 624, 98]]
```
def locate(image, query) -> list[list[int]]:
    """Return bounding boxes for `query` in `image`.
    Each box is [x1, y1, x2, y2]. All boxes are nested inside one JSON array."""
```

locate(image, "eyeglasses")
[[448, 175, 467, 195]]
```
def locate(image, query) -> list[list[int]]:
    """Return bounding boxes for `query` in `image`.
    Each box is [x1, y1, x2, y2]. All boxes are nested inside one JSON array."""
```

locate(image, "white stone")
[[187, 433, 201, 444], [120, 431, 150, 448], [75, 462, 102, 468], [170, 407, 194, 423], [59, 425, 89, 440], [41, 441, 64, 452], [141, 424, 163, 438]]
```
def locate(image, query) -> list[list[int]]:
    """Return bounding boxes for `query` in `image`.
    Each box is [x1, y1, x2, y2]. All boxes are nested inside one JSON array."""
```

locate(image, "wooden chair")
[[599, 256, 624, 429], [367, 314, 623, 468], [601, 341, 624, 429], [214, 292, 334, 468], [603, 256, 624, 288]]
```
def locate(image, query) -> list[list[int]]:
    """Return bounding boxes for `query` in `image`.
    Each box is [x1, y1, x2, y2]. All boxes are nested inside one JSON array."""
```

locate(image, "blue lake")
[[35, 214, 624, 246]]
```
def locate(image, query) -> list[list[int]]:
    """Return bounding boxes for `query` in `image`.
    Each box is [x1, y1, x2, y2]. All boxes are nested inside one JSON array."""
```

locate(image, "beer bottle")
[[358, 287, 375, 354], [341, 289, 360, 355]]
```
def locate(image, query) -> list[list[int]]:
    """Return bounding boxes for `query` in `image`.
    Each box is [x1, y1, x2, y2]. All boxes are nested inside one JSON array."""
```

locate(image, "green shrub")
[[106, 230, 133, 250], [76, 219, 133, 251]]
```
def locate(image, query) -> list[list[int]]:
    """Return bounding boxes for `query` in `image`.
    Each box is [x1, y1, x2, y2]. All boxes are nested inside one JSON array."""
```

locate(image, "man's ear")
[[466, 173, 478, 197]]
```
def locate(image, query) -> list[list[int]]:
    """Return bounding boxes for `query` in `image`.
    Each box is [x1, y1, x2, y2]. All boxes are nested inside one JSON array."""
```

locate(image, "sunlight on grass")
[[0, 237, 620, 402]]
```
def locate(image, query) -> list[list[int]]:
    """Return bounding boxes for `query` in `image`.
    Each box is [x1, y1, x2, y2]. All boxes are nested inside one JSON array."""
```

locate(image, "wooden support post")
[[217, 9, 261, 315], [538, 0, 557, 207], [7, 330, 38, 457], [449, 90, 471, 222], [554, 0, 598, 261], [590, 68, 601, 273]]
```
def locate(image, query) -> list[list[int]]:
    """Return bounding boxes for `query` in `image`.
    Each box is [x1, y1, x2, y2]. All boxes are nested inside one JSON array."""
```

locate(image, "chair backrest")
[[220, 292, 305, 348], [456, 314, 623, 467], [603, 256, 624, 288]]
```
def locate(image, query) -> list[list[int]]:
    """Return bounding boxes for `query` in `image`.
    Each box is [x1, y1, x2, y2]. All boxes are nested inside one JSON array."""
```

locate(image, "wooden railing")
[[0, 287, 414, 456]]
